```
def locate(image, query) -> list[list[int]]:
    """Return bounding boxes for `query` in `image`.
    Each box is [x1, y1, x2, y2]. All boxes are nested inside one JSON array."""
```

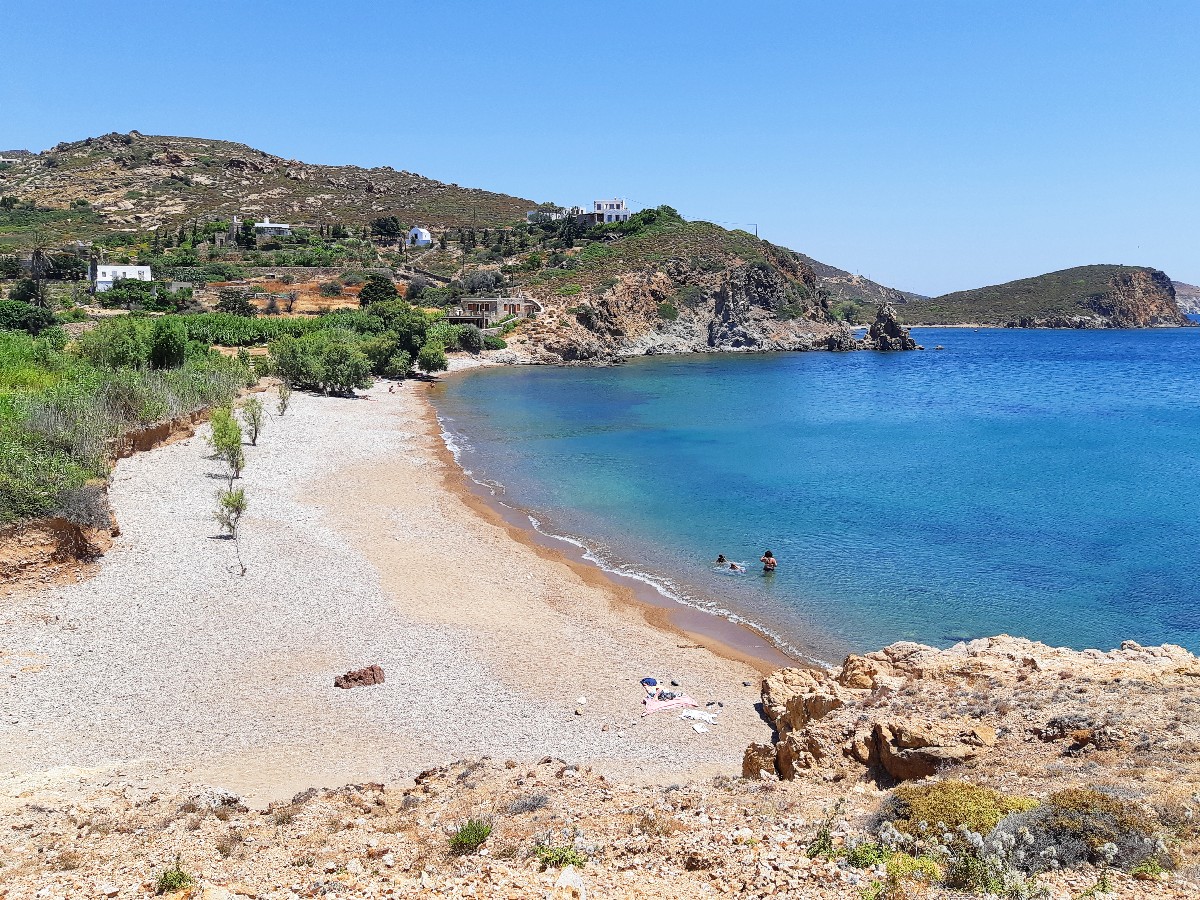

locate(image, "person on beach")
[[761, 550, 777, 572], [715, 554, 727, 564]]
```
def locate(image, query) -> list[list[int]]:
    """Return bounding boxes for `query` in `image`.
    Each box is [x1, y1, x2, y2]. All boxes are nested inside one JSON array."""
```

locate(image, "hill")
[[1173, 280, 1200, 315], [795, 251, 927, 307], [900, 264, 1190, 327], [0, 131, 537, 237]]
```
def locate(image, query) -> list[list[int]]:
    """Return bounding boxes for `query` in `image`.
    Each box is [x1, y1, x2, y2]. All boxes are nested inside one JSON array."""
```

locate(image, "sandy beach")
[[0, 379, 774, 808]]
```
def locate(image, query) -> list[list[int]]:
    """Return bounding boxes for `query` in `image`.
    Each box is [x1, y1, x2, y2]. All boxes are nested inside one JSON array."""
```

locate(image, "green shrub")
[[155, 856, 195, 894], [657, 302, 679, 321], [0, 300, 56, 335], [457, 324, 483, 353], [483, 334, 507, 351], [416, 341, 447, 375], [77, 317, 152, 369], [449, 818, 492, 855], [534, 844, 587, 870], [150, 317, 187, 369], [845, 840, 892, 868], [888, 781, 1038, 835], [208, 406, 245, 479]]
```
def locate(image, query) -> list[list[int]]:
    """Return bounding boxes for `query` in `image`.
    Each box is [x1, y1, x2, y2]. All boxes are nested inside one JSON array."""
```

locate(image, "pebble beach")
[[1, 380, 772, 807]]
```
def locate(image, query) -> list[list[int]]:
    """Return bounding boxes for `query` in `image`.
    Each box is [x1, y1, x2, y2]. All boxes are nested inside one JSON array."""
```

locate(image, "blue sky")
[[3, 1, 1197, 294]]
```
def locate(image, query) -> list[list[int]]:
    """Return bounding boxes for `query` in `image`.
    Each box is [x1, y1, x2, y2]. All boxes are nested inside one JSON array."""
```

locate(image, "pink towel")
[[643, 694, 700, 714]]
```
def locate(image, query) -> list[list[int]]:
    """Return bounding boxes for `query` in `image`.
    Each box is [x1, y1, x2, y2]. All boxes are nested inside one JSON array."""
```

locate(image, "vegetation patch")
[[887, 780, 1038, 835], [449, 818, 492, 855]]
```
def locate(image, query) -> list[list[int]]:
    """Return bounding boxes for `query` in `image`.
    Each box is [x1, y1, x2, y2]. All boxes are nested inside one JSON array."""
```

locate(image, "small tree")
[[216, 288, 257, 317], [358, 274, 399, 306], [277, 381, 292, 416], [214, 487, 247, 537], [208, 406, 245, 480], [214, 487, 248, 576], [149, 317, 187, 369], [241, 396, 265, 445], [416, 341, 448, 375]]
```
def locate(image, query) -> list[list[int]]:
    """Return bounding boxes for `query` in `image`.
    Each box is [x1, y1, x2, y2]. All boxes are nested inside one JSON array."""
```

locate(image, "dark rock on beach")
[[334, 665, 385, 689]]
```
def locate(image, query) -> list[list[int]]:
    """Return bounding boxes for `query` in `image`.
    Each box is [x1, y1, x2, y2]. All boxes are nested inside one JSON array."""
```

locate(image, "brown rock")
[[742, 742, 777, 780], [334, 665, 385, 689]]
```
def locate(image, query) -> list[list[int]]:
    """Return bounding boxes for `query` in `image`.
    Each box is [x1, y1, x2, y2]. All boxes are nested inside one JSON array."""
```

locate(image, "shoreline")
[[417, 384, 799, 675], [426, 361, 812, 673]]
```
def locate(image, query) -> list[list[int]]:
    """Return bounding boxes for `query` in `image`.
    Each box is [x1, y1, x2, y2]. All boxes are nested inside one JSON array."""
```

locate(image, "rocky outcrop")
[[334, 665, 386, 689], [1089, 268, 1189, 327], [746, 635, 1200, 783], [863, 303, 917, 350]]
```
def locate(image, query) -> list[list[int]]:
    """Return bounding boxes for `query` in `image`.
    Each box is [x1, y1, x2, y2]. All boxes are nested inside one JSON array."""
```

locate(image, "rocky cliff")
[[745, 635, 1200, 784], [502, 222, 922, 364]]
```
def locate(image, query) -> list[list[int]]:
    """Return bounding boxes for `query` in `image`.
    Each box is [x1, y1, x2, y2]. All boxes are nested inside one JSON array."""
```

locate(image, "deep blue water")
[[431, 329, 1200, 661]]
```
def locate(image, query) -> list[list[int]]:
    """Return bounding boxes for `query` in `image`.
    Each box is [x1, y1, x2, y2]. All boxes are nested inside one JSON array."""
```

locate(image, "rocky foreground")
[[4, 637, 1200, 899]]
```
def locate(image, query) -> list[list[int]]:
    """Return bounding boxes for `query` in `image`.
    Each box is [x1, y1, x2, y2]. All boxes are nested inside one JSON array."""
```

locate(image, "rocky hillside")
[[0, 131, 537, 232], [1173, 281, 1200, 315], [5, 639, 1199, 899], [900, 265, 1191, 327], [502, 219, 917, 363], [796, 251, 928, 306]]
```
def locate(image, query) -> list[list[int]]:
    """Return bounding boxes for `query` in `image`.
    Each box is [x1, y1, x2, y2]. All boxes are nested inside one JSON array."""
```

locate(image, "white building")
[[93, 265, 152, 292], [407, 226, 433, 247], [593, 199, 630, 223], [253, 216, 292, 237]]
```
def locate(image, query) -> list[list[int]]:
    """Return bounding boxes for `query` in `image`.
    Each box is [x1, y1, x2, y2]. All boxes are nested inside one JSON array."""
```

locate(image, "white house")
[[93, 265, 152, 293], [407, 226, 433, 247], [593, 199, 630, 223], [253, 216, 292, 237]]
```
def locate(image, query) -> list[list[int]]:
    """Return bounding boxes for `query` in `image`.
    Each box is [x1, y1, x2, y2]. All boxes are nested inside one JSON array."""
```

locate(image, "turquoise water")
[[431, 328, 1200, 661]]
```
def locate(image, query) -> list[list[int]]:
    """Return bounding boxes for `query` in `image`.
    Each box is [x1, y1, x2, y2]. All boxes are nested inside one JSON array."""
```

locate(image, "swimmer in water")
[[729, 562, 745, 573], [716, 554, 727, 564], [761, 550, 777, 572]]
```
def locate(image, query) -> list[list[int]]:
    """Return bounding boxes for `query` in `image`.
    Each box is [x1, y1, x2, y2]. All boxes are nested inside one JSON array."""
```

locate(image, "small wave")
[[434, 416, 829, 668], [525, 516, 829, 667]]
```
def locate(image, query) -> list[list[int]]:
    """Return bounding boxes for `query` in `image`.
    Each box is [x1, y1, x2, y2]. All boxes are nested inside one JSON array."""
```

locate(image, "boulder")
[[742, 742, 777, 780], [866, 303, 917, 351], [874, 720, 982, 780], [334, 665, 385, 689]]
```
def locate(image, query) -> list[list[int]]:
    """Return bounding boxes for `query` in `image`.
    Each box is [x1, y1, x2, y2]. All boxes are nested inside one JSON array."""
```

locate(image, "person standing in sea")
[[761, 550, 777, 573]]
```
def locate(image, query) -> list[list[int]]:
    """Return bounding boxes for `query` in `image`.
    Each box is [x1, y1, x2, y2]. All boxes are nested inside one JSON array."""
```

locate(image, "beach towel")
[[643, 694, 700, 714]]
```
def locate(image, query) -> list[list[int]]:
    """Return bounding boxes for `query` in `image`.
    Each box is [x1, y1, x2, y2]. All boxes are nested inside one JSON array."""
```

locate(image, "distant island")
[[898, 264, 1192, 328]]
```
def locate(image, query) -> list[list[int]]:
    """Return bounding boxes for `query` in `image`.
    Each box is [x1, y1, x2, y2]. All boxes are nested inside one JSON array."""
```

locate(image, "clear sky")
[[3, 1, 1197, 295]]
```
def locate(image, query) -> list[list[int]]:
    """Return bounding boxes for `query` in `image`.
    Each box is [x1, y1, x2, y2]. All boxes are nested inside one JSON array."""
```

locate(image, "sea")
[[429, 327, 1200, 664]]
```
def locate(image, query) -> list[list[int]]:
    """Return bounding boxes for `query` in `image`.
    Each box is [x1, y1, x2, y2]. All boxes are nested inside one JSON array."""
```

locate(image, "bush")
[[241, 396, 264, 445], [319, 281, 343, 297], [657, 302, 679, 321], [416, 341, 447, 375], [214, 486, 247, 537], [150, 317, 187, 369], [8, 278, 45, 305], [991, 788, 1164, 873], [457, 324, 483, 353], [505, 793, 549, 815], [0, 300, 55, 334], [534, 844, 587, 870], [270, 331, 372, 395], [888, 781, 1038, 836], [78, 317, 152, 369], [449, 818, 492, 855], [482, 334, 507, 351], [155, 857, 195, 894], [845, 840, 892, 868]]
